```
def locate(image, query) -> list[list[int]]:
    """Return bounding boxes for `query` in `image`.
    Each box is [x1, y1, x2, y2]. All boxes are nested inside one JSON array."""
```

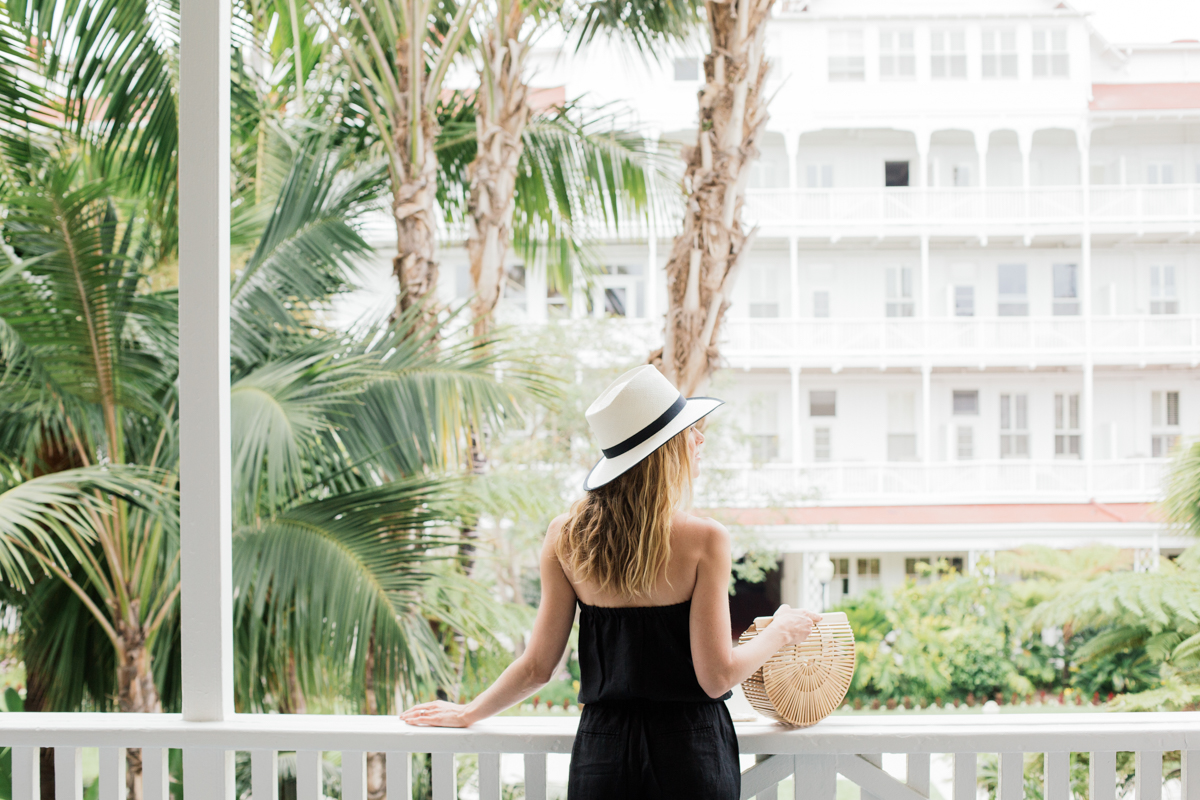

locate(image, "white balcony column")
[[179, 0, 236, 789], [921, 363, 932, 465], [914, 128, 932, 189], [789, 236, 800, 321], [1079, 126, 1094, 491], [974, 129, 989, 189], [790, 365, 802, 464]]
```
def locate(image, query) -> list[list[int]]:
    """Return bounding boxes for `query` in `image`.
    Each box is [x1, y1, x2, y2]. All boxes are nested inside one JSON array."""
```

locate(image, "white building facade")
[[432, 0, 1200, 608]]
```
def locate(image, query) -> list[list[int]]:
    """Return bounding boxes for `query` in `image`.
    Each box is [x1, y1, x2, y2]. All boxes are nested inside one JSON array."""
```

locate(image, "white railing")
[[720, 316, 1200, 366], [704, 460, 1168, 505], [743, 184, 1200, 231], [1, 711, 1196, 800]]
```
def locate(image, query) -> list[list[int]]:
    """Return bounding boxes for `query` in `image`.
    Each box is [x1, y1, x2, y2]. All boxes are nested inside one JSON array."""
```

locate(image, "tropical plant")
[[645, 0, 776, 395]]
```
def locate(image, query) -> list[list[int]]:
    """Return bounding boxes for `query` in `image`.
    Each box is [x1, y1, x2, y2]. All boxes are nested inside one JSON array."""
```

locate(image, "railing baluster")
[[432, 753, 455, 800], [1136, 751, 1163, 800], [478, 753, 501, 800], [11, 747, 38, 800], [1090, 751, 1117, 800], [386, 752, 412, 800], [999, 753, 1022, 800], [98, 747, 126, 800], [143, 748, 170, 800], [1183, 751, 1199, 800], [342, 751, 367, 800], [861, 754, 882, 800], [907, 754, 930, 797], [251, 750, 279, 800], [953, 753, 976, 800], [183, 749, 235, 800], [296, 750, 323, 800], [55, 747, 82, 800], [1045, 752, 1069, 800], [524, 753, 547, 800], [794, 754, 837, 800]]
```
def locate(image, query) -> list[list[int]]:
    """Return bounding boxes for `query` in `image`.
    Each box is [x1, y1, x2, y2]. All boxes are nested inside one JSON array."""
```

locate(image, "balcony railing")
[[721, 316, 1200, 367], [703, 460, 1168, 505], [743, 184, 1200, 231], [2, 711, 1196, 800]]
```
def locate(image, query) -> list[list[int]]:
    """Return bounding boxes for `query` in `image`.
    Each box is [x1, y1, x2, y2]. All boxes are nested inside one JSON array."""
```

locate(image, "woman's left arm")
[[399, 518, 577, 727]]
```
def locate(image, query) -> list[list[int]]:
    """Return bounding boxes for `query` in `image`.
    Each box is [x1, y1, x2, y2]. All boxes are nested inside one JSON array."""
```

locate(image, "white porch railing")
[[704, 460, 1168, 505], [1, 711, 1197, 800], [742, 184, 1200, 232], [720, 316, 1200, 367]]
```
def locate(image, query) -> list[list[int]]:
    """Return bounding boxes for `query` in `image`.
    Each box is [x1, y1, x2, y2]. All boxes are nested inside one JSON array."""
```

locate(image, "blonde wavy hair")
[[557, 429, 694, 599]]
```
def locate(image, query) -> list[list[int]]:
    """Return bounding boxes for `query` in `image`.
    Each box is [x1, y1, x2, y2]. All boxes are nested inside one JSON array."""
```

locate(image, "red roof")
[[707, 502, 1159, 527], [1090, 83, 1200, 111]]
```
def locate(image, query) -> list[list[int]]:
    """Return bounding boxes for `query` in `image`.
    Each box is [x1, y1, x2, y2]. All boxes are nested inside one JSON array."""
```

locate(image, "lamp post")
[[815, 558, 836, 612]]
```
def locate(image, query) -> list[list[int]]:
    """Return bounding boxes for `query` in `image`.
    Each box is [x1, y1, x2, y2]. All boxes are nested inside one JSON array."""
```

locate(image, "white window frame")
[[998, 263, 1029, 317], [1146, 162, 1176, 185], [813, 426, 833, 462], [1052, 263, 1080, 317], [1151, 391, 1181, 457], [954, 285, 975, 317], [931, 29, 967, 80], [1000, 393, 1030, 459], [1150, 265, 1178, 315], [828, 30, 865, 82], [886, 266, 915, 317], [806, 164, 834, 188], [1055, 393, 1081, 459], [1032, 29, 1069, 78], [982, 28, 1017, 79], [879, 28, 915, 80]]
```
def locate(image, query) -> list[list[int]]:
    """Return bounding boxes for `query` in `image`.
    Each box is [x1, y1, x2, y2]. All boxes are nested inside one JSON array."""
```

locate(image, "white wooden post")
[[907, 753, 931, 797], [1091, 751, 1117, 800], [386, 752, 412, 800], [861, 753, 882, 800], [478, 753, 501, 800], [143, 748, 171, 800], [432, 753, 455, 800], [1136, 752, 1163, 800], [998, 752, 1023, 800], [98, 748, 126, 800], [297, 750, 324, 800], [11, 747, 38, 800], [179, 0, 235, 723], [55, 747, 82, 800], [1183, 751, 1200, 800], [524, 753, 548, 800], [252, 750, 279, 800], [1045, 752, 1070, 800], [794, 754, 837, 800], [342, 751, 367, 800], [953, 753, 976, 800]]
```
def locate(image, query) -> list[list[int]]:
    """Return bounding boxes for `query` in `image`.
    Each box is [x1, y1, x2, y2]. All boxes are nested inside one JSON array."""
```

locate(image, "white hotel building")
[[429, 0, 1200, 609]]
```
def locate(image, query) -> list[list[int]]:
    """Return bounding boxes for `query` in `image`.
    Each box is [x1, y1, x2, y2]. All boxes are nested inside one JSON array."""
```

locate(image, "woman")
[[401, 365, 820, 799]]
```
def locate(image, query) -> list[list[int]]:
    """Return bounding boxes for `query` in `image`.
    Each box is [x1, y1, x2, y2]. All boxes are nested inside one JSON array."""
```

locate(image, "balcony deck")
[[743, 184, 1200, 238], [3, 710, 1198, 800]]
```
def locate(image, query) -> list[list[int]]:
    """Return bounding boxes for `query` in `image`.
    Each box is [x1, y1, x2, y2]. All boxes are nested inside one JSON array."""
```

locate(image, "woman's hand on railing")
[[768, 604, 822, 646], [399, 700, 475, 728]]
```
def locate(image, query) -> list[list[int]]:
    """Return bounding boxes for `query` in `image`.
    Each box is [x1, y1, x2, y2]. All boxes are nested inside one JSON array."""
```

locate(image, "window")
[[673, 58, 700, 81], [1032, 29, 1069, 78], [956, 426, 974, 460], [828, 30, 865, 82], [1151, 391, 1180, 457], [886, 266, 914, 317], [814, 427, 832, 462], [750, 394, 780, 463], [1146, 163, 1175, 184], [1000, 393, 1030, 458], [982, 28, 1017, 79], [806, 164, 834, 188], [998, 263, 1028, 316], [952, 164, 972, 187], [857, 558, 881, 591], [1055, 393, 1081, 458], [833, 558, 850, 597], [810, 390, 836, 417], [813, 290, 830, 318], [955, 286, 975, 317], [1150, 266, 1178, 314], [905, 557, 931, 576], [746, 264, 783, 318], [931, 29, 967, 79], [953, 390, 979, 415], [879, 29, 915, 79], [888, 392, 917, 462], [1053, 263, 1079, 316], [885, 161, 910, 187]]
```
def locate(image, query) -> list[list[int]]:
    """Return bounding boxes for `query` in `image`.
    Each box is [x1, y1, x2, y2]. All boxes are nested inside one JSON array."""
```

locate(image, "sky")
[[1073, 0, 1200, 44]]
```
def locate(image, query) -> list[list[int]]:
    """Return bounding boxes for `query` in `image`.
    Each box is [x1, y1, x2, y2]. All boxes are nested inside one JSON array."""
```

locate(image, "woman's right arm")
[[689, 519, 821, 699]]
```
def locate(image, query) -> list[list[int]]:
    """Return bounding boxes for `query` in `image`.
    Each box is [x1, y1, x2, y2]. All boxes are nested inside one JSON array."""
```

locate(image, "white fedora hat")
[[583, 365, 723, 491]]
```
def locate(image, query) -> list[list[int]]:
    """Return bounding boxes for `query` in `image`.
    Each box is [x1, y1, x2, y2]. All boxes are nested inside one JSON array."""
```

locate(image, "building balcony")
[[743, 184, 1200, 237], [721, 316, 1200, 368], [702, 459, 1169, 506], [2, 710, 1196, 800]]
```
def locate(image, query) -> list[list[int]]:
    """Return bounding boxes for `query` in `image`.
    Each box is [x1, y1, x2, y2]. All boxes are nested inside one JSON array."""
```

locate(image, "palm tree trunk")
[[466, 19, 530, 339], [651, 0, 774, 395], [117, 627, 162, 800], [391, 38, 442, 320]]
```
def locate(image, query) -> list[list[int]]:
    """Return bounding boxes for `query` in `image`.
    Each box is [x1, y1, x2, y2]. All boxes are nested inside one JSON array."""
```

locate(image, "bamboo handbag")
[[738, 611, 856, 727]]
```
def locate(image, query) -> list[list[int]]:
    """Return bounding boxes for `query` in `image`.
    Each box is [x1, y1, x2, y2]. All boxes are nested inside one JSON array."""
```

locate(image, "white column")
[[914, 129, 931, 188], [975, 130, 989, 189], [790, 365, 802, 464], [179, 0, 234, 727], [1079, 127, 1094, 493]]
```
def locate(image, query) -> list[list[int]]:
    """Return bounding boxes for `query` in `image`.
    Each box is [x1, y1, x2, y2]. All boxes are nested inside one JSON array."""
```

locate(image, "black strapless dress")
[[568, 600, 740, 799]]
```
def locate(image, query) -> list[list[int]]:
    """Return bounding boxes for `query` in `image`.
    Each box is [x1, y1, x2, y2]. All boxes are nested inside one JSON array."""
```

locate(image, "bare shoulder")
[[544, 512, 571, 547], [672, 512, 730, 558]]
